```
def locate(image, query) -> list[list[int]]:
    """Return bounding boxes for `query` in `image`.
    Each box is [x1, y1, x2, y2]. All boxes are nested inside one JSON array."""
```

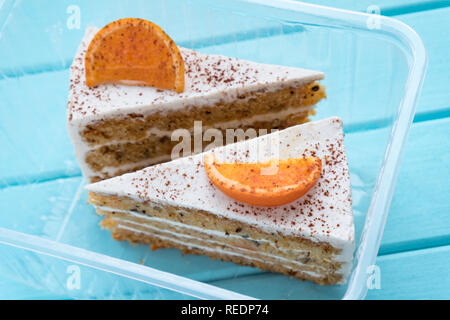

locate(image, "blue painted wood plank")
[[335, 116, 450, 257], [395, 7, 450, 114], [0, 177, 82, 238], [366, 245, 450, 299], [378, 117, 450, 254], [0, 70, 80, 186], [344, 117, 450, 255]]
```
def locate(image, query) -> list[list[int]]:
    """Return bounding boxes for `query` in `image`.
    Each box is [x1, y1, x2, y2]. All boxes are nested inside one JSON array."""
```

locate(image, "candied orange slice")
[[85, 18, 185, 93], [204, 155, 322, 207]]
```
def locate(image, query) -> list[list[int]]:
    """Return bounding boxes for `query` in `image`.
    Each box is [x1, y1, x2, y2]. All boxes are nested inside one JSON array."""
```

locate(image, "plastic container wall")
[[0, 0, 426, 299]]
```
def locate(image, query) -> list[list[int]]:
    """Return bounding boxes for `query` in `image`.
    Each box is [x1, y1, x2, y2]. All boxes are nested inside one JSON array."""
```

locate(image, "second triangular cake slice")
[[86, 117, 354, 285], [67, 27, 326, 182]]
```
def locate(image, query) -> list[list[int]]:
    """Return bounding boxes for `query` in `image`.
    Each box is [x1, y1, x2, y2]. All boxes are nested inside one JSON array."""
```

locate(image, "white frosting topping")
[[87, 117, 355, 273], [67, 27, 324, 126], [89, 104, 314, 150]]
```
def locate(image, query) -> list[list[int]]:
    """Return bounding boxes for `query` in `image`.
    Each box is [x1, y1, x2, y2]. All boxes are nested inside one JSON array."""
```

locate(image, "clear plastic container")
[[0, 0, 427, 299]]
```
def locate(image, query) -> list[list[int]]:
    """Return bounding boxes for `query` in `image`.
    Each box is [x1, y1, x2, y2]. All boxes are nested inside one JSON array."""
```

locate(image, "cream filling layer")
[[88, 103, 315, 150], [115, 217, 319, 269], [97, 206, 316, 257], [98, 205, 350, 279], [98, 205, 350, 280], [99, 195, 353, 280], [95, 155, 172, 178], [95, 206, 345, 280], [79, 104, 314, 179], [115, 222, 325, 279]]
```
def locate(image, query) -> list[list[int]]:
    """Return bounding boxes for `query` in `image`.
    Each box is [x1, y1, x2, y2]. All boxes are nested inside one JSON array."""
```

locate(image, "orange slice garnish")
[[204, 155, 322, 207], [85, 18, 185, 93]]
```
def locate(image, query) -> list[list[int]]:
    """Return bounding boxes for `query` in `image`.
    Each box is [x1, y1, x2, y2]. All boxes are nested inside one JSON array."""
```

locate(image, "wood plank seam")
[[379, 235, 450, 256], [380, 0, 450, 16]]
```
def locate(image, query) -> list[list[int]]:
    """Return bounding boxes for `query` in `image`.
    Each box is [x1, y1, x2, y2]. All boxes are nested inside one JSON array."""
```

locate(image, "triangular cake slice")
[[86, 117, 354, 285], [67, 27, 326, 182]]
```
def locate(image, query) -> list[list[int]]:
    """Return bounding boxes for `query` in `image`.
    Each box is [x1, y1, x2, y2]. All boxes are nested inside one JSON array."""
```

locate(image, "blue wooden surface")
[[0, 0, 449, 299]]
